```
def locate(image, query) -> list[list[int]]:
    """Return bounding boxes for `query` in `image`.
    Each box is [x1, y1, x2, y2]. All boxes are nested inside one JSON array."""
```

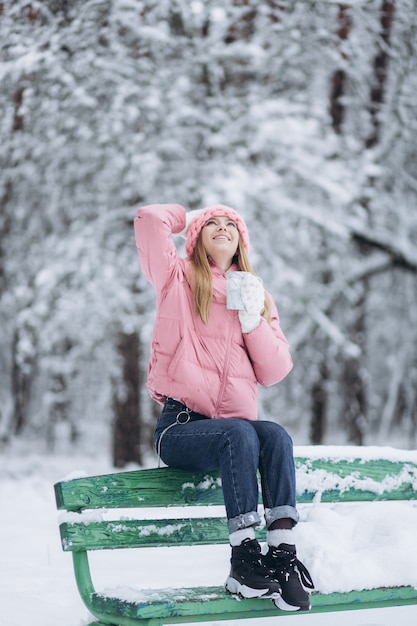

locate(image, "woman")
[[134, 203, 313, 611]]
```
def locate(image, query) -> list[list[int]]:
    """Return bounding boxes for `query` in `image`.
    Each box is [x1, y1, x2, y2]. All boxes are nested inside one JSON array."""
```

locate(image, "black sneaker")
[[263, 543, 314, 611], [225, 538, 282, 599]]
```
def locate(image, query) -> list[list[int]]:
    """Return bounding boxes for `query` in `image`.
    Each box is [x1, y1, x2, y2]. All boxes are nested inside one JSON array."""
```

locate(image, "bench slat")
[[61, 517, 247, 551], [54, 458, 417, 512], [55, 468, 223, 512], [297, 457, 417, 502], [91, 585, 417, 622]]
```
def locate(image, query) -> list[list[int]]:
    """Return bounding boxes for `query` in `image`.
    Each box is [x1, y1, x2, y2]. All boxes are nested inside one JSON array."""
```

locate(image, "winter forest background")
[[1, 0, 416, 468]]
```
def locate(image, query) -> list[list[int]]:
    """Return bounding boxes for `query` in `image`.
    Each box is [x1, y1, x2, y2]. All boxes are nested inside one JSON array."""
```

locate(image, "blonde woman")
[[134, 203, 313, 611]]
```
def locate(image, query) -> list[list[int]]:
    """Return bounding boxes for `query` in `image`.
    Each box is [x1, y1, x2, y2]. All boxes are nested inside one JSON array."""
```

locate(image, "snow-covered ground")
[[2, 443, 417, 626]]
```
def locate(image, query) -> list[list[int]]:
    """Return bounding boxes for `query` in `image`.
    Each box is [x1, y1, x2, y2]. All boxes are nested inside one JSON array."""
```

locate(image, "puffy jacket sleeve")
[[243, 293, 293, 386], [134, 204, 186, 291]]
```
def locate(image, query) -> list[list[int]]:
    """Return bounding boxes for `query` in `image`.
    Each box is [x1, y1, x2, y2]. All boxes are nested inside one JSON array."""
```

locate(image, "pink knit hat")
[[185, 205, 250, 258]]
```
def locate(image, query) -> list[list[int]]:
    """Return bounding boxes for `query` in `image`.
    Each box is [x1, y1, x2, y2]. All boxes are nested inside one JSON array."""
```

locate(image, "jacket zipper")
[[214, 310, 235, 416]]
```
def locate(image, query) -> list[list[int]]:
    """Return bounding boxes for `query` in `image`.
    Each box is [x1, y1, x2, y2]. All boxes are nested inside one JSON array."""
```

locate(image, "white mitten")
[[177, 209, 204, 238], [238, 273, 265, 333]]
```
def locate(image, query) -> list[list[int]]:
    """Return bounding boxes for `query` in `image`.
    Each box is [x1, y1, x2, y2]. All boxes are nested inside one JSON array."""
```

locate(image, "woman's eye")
[[204, 219, 236, 228]]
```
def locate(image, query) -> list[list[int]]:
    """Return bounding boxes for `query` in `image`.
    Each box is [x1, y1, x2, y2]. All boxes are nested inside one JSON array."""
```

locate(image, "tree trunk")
[[329, 4, 352, 134], [366, 0, 395, 148], [341, 282, 368, 445], [310, 361, 329, 444], [112, 331, 142, 467], [0, 181, 12, 297], [10, 328, 35, 436]]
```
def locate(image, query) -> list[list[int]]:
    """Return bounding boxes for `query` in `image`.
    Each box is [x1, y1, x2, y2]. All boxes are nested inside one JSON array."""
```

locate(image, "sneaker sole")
[[273, 596, 311, 612], [225, 576, 280, 599]]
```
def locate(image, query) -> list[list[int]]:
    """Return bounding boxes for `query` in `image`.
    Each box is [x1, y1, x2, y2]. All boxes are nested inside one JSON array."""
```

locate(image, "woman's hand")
[[177, 209, 204, 238], [238, 273, 265, 333]]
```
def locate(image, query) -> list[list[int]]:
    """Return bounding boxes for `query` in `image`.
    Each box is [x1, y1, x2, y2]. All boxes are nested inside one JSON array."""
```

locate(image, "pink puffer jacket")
[[134, 204, 293, 420]]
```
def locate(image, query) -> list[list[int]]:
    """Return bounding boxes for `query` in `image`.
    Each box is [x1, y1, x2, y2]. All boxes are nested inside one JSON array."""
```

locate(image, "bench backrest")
[[55, 457, 417, 554]]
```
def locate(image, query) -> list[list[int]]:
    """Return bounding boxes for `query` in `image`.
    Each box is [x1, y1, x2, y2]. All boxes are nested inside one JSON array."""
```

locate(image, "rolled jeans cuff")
[[265, 505, 299, 528], [227, 511, 261, 534]]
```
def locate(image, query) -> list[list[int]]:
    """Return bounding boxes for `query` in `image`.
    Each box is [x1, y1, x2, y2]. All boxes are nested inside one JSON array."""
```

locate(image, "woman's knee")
[[222, 418, 260, 455], [255, 420, 293, 451]]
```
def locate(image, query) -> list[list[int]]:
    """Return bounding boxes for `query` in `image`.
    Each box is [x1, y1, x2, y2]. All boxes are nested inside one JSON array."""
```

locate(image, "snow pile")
[[296, 499, 417, 593], [295, 445, 417, 463]]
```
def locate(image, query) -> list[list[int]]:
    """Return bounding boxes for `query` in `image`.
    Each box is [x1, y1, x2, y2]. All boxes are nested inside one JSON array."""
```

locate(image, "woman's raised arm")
[[134, 203, 186, 291]]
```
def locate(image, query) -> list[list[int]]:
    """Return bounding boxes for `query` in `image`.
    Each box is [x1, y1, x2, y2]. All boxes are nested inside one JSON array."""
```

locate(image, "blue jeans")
[[154, 398, 299, 533]]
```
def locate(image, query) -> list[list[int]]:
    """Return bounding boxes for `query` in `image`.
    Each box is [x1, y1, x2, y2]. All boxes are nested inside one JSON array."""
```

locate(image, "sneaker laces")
[[234, 539, 279, 580], [268, 545, 314, 590], [236, 539, 266, 570]]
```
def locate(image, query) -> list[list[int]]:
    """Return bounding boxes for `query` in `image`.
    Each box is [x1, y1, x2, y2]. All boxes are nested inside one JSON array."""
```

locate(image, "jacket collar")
[[208, 257, 239, 275]]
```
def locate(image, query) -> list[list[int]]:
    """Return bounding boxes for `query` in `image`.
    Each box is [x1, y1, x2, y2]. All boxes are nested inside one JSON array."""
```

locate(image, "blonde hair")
[[189, 236, 272, 324]]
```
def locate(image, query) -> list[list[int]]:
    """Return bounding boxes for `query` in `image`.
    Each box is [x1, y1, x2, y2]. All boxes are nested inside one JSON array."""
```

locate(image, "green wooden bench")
[[54, 451, 417, 626]]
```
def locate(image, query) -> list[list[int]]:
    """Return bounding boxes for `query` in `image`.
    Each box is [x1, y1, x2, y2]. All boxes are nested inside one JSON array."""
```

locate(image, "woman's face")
[[201, 216, 240, 264]]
